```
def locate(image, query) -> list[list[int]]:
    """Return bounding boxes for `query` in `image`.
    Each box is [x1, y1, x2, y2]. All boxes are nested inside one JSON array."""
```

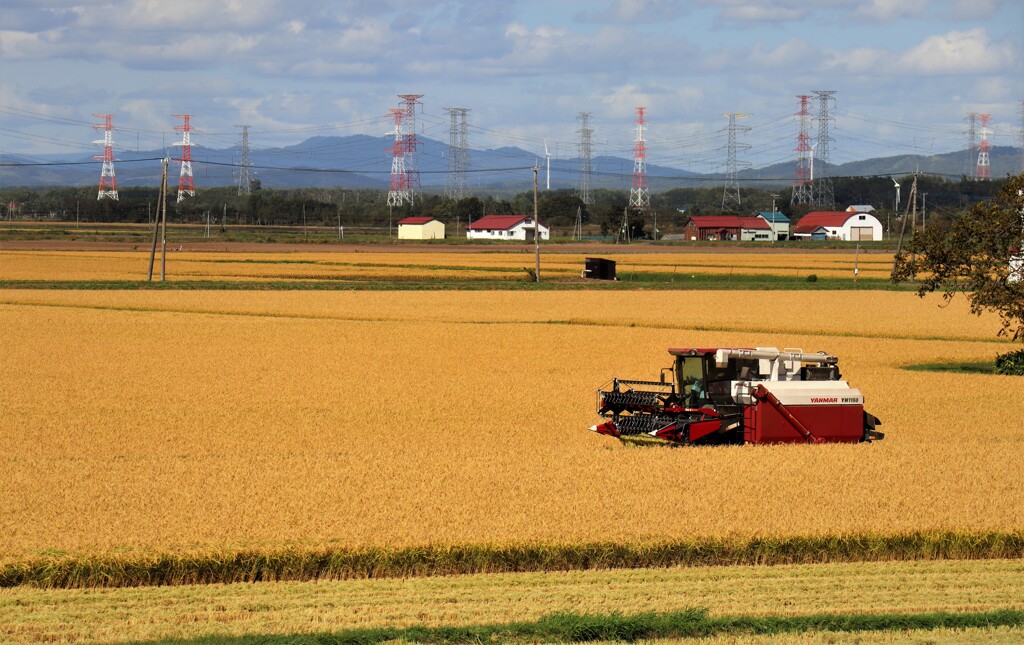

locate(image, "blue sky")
[[1, 0, 1022, 173]]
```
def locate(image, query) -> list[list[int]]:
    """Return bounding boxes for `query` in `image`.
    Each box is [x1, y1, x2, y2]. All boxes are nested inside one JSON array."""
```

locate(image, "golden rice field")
[[1, 284, 1021, 565], [0, 248, 895, 282]]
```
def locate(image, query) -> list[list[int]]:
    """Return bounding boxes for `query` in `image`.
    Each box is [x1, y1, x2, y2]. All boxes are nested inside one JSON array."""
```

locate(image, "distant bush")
[[995, 348, 1024, 376], [806, 274, 818, 283]]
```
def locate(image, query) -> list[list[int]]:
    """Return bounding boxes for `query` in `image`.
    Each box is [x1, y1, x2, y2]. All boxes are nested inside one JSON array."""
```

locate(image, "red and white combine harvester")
[[591, 347, 883, 446]]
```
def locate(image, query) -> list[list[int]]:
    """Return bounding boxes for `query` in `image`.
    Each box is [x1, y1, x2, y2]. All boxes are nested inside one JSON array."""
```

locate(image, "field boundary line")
[[3, 531, 1022, 589], [0, 300, 1010, 345], [55, 608, 1024, 644]]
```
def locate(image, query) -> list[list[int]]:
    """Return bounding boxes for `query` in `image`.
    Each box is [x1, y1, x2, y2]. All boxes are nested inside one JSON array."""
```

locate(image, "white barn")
[[793, 211, 884, 241], [466, 215, 550, 241], [397, 216, 446, 240]]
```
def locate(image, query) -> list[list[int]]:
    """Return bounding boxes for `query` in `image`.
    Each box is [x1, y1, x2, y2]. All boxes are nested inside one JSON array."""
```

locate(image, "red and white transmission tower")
[[790, 95, 813, 205], [386, 108, 410, 207], [92, 114, 118, 200], [399, 94, 423, 202], [173, 114, 196, 202], [629, 106, 649, 211], [975, 113, 992, 180]]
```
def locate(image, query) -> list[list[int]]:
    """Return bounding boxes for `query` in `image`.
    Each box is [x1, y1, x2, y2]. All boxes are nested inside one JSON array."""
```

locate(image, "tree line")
[[1, 175, 1007, 236]]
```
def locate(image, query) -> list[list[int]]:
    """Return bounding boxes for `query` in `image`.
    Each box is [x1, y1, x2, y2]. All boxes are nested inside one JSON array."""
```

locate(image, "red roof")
[[467, 214, 529, 231], [397, 216, 436, 226], [793, 211, 856, 235], [685, 216, 770, 230]]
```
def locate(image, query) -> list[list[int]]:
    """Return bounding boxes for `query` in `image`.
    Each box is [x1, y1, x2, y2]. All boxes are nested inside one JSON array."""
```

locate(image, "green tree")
[[892, 174, 1024, 341]]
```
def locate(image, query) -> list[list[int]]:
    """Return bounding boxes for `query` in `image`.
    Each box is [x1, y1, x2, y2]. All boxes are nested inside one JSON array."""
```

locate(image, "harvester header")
[[591, 346, 882, 446]]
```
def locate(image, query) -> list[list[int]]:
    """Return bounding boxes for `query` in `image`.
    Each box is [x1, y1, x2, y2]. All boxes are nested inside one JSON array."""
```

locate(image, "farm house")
[[792, 211, 884, 241], [397, 216, 445, 240], [757, 211, 790, 240], [682, 215, 772, 241], [466, 215, 550, 241]]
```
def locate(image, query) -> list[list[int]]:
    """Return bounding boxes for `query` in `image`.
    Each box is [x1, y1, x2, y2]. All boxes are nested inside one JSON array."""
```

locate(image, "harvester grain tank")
[[591, 347, 883, 445]]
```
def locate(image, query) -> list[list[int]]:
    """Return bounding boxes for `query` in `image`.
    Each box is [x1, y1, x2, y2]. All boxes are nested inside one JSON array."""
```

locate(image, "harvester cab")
[[591, 347, 883, 446]]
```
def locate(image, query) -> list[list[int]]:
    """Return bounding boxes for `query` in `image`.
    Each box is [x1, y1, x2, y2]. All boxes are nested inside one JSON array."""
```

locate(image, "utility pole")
[[893, 173, 918, 272], [533, 166, 540, 282], [617, 206, 631, 244], [148, 158, 168, 281], [161, 157, 168, 281]]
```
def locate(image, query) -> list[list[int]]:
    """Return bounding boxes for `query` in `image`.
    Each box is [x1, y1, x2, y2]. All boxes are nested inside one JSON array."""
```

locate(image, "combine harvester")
[[591, 347, 883, 446]]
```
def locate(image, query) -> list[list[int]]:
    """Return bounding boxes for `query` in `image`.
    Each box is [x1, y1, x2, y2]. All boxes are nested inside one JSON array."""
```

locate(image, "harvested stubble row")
[[0, 289, 1021, 582], [0, 249, 893, 282], [2, 559, 1023, 644]]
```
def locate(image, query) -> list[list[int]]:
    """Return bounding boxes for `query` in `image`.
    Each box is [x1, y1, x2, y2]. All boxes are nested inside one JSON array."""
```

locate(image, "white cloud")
[[718, 4, 808, 21], [899, 27, 1014, 74], [0, 29, 63, 61], [947, 0, 1002, 20], [822, 46, 889, 74], [822, 28, 1014, 76], [749, 39, 814, 68], [578, 0, 686, 24], [851, 0, 928, 21]]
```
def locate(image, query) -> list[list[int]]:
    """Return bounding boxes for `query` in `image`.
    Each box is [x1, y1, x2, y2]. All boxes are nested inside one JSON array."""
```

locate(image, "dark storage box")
[[583, 257, 616, 280]]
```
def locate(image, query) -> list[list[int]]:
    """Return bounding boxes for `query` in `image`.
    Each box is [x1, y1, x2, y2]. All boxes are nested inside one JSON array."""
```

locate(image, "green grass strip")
[[903, 361, 999, 374], [4, 531, 1023, 589], [128, 608, 1024, 644]]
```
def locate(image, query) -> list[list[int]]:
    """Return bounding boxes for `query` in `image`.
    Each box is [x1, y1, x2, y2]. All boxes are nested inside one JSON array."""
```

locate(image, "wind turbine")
[[544, 139, 551, 190], [891, 177, 901, 212]]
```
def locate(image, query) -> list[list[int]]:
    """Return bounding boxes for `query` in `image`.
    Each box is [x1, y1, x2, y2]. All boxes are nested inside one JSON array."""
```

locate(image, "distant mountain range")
[[1, 134, 1020, 191]]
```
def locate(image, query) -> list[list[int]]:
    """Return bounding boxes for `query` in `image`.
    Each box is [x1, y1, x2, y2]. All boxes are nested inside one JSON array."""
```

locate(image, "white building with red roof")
[[792, 211, 883, 241], [466, 214, 549, 241], [397, 216, 445, 240]]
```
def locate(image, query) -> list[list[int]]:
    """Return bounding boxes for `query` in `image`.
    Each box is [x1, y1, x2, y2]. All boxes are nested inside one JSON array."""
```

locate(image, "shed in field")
[[397, 216, 446, 240]]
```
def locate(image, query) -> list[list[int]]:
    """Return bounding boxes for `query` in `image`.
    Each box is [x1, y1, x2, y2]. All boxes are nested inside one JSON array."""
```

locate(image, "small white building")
[[466, 215, 550, 241], [793, 211, 884, 241], [397, 216, 445, 240]]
